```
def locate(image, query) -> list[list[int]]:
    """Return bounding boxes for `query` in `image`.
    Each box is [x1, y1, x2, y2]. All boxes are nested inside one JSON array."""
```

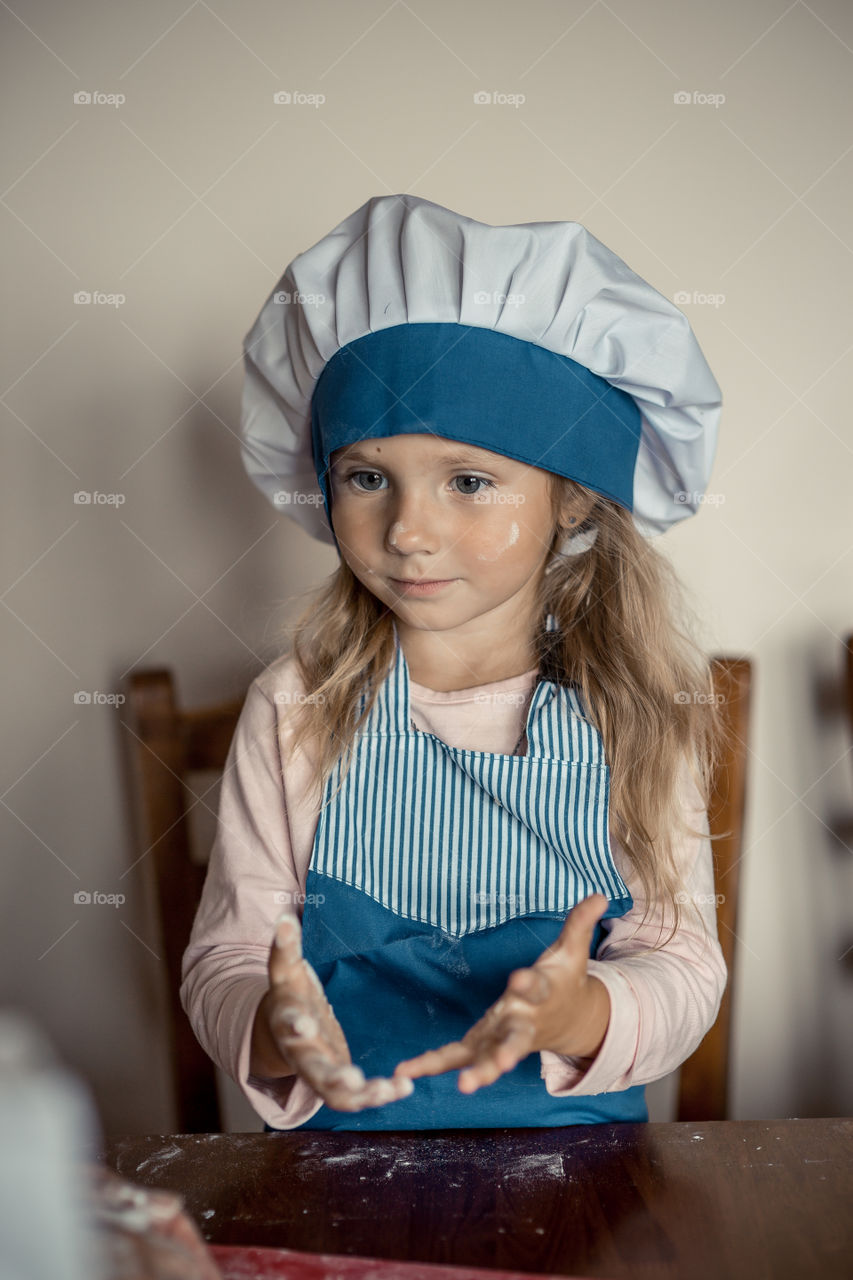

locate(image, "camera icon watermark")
[[73, 90, 126, 108], [273, 690, 327, 706], [473, 891, 524, 907], [273, 290, 325, 306], [73, 890, 126, 907], [675, 890, 725, 906], [469, 489, 526, 506], [74, 491, 126, 506], [272, 90, 325, 108], [273, 890, 325, 906], [472, 289, 526, 307], [674, 690, 726, 705], [473, 90, 526, 108], [73, 691, 126, 706], [673, 290, 725, 308], [73, 290, 126, 308], [673, 90, 725, 108], [273, 489, 325, 507], [472, 690, 528, 707], [674, 490, 725, 507]]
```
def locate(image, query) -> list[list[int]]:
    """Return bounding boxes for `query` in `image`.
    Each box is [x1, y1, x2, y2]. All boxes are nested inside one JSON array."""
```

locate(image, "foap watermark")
[[74, 291, 126, 308], [74, 490, 126, 506], [675, 891, 725, 906], [674, 690, 725, 705], [474, 891, 526, 907], [73, 690, 126, 706], [273, 490, 324, 507], [273, 289, 325, 307], [472, 290, 526, 307], [674, 490, 725, 507], [674, 290, 725, 308], [74, 890, 126, 907], [473, 690, 529, 707], [273, 690, 326, 706], [73, 90, 126, 108], [473, 90, 525, 108], [470, 489, 526, 506], [273, 890, 325, 906], [673, 90, 725, 109], [273, 90, 325, 108]]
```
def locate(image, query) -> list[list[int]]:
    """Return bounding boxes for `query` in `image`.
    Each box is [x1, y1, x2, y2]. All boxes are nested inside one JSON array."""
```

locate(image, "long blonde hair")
[[276, 475, 733, 944]]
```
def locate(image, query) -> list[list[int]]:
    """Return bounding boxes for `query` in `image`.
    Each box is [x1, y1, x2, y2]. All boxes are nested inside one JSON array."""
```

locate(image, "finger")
[[279, 1008, 352, 1066], [458, 1022, 534, 1093], [506, 967, 550, 1003], [293, 1045, 415, 1112], [322, 1062, 367, 1092], [297, 1052, 354, 1096], [393, 1040, 472, 1080], [269, 920, 327, 1004], [272, 968, 355, 1074], [359, 1074, 415, 1108], [269, 912, 303, 982], [547, 893, 609, 963], [269, 1003, 319, 1042], [322, 1068, 415, 1113], [344, 1075, 415, 1110]]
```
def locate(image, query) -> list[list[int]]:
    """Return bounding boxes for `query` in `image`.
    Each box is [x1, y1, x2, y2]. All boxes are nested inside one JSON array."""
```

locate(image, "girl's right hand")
[[250, 913, 414, 1113]]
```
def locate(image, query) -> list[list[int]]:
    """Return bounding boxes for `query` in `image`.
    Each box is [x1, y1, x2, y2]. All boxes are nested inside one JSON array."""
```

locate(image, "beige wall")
[[2, 0, 852, 1135]]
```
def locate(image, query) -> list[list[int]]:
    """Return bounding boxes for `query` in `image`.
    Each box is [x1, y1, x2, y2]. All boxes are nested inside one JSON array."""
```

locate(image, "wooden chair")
[[841, 634, 853, 977], [124, 672, 244, 1133], [676, 656, 752, 1122], [125, 656, 751, 1133]]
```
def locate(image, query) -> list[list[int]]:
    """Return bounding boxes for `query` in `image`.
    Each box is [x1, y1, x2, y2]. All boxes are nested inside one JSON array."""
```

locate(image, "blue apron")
[[290, 616, 647, 1130]]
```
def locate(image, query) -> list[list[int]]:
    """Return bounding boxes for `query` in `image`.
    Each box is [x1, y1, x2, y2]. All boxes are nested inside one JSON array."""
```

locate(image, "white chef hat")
[[240, 193, 721, 551]]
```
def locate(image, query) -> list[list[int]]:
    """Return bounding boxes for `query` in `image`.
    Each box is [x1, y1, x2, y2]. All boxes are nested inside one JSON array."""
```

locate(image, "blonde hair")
[[277, 475, 733, 945]]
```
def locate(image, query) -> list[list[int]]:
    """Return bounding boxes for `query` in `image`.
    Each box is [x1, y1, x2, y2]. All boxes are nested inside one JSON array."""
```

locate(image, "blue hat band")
[[311, 322, 642, 534]]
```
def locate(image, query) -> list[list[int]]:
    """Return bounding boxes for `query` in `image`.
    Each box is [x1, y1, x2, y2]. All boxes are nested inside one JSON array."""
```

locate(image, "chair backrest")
[[125, 671, 244, 1133], [675, 656, 753, 1122], [126, 655, 751, 1133], [840, 632, 845, 742]]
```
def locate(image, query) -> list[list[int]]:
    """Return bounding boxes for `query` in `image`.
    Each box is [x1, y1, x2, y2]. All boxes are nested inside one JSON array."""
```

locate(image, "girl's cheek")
[[473, 519, 521, 563], [333, 502, 373, 549]]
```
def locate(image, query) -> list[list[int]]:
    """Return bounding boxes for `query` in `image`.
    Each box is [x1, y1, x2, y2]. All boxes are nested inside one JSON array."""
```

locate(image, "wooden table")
[[99, 1119, 852, 1280]]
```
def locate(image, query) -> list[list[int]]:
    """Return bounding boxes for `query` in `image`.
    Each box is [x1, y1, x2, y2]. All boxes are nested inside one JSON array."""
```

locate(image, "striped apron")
[[295, 617, 647, 1129]]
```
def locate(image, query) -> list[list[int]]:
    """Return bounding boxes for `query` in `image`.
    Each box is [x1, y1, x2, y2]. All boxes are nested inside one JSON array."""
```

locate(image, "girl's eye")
[[454, 475, 494, 496], [349, 471, 386, 492], [345, 472, 495, 496]]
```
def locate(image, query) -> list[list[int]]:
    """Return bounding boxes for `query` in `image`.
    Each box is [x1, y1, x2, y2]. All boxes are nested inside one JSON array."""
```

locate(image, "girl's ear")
[[556, 488, 597, 530]]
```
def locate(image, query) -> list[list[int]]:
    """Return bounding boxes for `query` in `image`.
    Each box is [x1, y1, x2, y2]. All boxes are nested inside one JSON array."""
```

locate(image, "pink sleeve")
[[179, 670, 323, 1129], [538, 758, 728, 1097]]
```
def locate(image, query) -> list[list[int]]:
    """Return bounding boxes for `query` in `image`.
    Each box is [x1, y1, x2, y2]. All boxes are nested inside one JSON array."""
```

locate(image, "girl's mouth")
[[389, 578, 456, 596]]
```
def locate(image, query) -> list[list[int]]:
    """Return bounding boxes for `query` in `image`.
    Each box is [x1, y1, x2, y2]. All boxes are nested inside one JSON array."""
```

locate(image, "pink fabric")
[[180, 656, 727, 1129]]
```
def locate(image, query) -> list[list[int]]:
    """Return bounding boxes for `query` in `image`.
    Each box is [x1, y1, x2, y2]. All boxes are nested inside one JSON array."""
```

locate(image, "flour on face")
[[476, 521, 520, 561]]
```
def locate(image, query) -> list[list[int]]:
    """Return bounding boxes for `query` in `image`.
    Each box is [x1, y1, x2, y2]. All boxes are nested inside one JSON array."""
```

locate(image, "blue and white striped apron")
[[294, 616, 647, 1129]]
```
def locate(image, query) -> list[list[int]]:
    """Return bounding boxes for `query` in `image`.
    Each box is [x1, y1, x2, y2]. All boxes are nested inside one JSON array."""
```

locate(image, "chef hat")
[[240, 194, 721, 551]]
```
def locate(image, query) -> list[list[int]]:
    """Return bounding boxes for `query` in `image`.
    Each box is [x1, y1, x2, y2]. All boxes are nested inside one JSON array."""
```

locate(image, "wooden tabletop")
[[98, 1119, 852, 1280]]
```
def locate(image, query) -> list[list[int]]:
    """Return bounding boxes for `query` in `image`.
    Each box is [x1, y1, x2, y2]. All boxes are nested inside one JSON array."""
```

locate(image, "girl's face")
[[328, 434, 570, 645]]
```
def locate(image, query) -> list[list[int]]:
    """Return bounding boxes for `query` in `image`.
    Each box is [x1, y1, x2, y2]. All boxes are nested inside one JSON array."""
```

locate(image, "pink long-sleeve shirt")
[[180, 654, 727, 1129]]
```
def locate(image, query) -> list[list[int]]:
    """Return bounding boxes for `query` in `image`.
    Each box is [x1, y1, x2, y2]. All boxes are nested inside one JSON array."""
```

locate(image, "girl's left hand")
[[393, 893, 611, 1094]]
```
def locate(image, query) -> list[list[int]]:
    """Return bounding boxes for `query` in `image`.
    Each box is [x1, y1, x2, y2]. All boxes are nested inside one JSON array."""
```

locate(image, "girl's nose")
[[385, 491, 440, 554]]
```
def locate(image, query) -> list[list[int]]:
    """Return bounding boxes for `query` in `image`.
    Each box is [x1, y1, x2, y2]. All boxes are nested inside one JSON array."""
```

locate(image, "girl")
[[181, 194, 729, 1131]]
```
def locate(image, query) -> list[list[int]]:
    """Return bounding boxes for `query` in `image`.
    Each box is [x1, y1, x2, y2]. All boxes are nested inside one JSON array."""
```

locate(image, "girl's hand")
[[87, 1164, 223, 1280], [393, 893, 611, 1094], [251, 914, 414, 1112]]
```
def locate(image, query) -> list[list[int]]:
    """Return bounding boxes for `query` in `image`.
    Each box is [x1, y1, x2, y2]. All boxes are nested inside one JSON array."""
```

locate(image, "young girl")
[[181, 194, 729, 1131]]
